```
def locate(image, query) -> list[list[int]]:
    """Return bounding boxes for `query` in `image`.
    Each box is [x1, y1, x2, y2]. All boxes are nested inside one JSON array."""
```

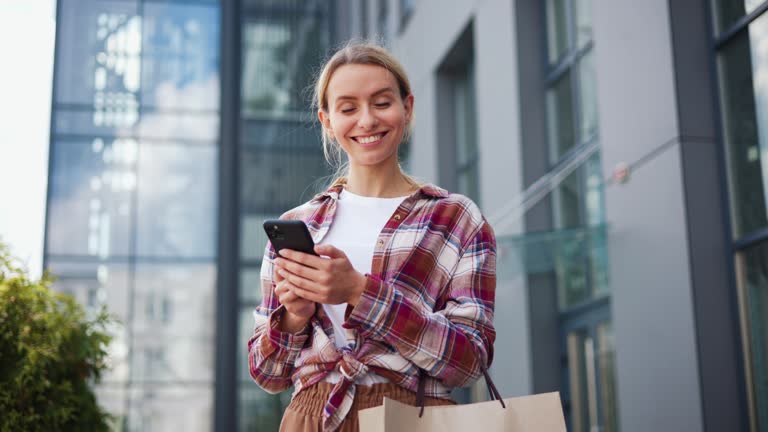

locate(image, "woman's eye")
[[341, 107, 355, 113], [375, 102, 391, 108]]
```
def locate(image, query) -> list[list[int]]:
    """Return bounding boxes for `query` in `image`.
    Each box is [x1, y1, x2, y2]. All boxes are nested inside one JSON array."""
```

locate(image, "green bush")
[[0, 243, 115, 432]]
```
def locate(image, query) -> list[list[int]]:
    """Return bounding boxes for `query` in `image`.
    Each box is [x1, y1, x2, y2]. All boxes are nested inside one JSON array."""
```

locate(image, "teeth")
[[357, 134, 382, 144]]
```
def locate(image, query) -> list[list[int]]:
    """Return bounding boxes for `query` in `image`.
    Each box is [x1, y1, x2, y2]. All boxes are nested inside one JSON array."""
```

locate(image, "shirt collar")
[[311, 181, 449, 202]]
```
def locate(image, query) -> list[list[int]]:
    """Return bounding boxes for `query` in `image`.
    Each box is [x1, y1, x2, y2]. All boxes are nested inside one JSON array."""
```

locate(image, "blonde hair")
[[313, 40, 420, 189]]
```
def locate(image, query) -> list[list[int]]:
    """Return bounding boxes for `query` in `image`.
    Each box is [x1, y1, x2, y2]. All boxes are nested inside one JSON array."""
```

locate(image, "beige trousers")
[[279, 382, 455, 432]]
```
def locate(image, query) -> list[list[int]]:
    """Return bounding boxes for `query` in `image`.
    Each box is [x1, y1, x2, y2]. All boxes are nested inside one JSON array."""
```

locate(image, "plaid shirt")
[[247, 183, 497, 431]]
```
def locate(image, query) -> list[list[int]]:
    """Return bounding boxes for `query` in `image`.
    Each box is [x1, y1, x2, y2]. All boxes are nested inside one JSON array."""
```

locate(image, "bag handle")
[[416, 364, 506, 417]]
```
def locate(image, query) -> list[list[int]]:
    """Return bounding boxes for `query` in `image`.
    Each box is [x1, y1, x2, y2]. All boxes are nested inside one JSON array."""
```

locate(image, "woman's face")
[[319, 64, 413, 169]]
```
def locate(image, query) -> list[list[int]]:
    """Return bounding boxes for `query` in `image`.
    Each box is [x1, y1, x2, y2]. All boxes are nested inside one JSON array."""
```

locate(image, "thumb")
[[314, 243, 347, 259]]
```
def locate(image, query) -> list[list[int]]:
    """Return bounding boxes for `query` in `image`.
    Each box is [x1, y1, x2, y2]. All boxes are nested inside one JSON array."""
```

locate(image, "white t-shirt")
[[319, 189, 408, 384]]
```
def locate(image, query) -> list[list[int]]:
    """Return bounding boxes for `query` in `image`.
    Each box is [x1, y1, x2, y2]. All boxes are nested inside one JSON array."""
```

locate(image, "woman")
[[247, 42, 497, 432]]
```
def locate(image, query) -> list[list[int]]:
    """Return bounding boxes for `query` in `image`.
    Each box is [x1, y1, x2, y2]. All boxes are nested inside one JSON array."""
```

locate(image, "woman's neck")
[[344, 163, 416, 198]]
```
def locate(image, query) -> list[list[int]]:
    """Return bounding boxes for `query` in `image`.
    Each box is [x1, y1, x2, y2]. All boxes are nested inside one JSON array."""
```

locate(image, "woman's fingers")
[[289, 284, 325, 304], [274, 257, 324, 282], [278, 249, 331, 271], [277, 269, 326, 297]]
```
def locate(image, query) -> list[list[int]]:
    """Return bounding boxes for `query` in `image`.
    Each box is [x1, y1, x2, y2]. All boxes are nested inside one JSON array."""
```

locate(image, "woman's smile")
[[351, 131, 389, 146]]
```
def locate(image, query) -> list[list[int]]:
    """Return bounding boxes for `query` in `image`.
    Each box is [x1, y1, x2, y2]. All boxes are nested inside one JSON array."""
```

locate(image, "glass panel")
[[239, 308, 257, 383], [574, 0, 592, 48], [457, 166, 480, 205], [735, 241, 768, 432], [136, 143, 217, 259], [589, 221, 610, 299], [240, 145, 329, 215], [712, 0, 765, 34], [361, 0, 369, 38], [555, 233, 590, 309], [238, 384, 291, 432], [241, 9, 328, 116], [585, 152, 605, 226], [546, 71, 576, 162], [378, 0, 389, 40], [56, 0, 141, 106], [718, 24, 768, 238], [553, 170, 582, 229], [141, 3, 220, 111], [241, 213, 280, 260], [546, 0, 569, 64], [577, 51, 599, 145], [128, 384, 213, 432], [454, 66, 478, 167], [597, 322, 620, 432], [454, 64, 480, 203], [567, 330, 590, 432], [240, 268, 264, 304], [54, 108, 138, 137], [94, 385, 129, 429], [131, 263, 216, 383], [137, 112, 219, 142], [48, 138, 136, 257], [48, 260, 131, 383]]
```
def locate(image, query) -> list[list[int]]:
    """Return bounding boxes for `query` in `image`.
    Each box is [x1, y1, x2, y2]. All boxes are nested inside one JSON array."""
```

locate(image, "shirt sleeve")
[[247, 242, 311, 394], [343, 220, 497, 388]]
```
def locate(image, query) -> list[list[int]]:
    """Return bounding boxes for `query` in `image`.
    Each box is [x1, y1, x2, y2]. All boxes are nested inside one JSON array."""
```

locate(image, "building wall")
[[377, 0, 745, 431], [592, 0, 704, 430]]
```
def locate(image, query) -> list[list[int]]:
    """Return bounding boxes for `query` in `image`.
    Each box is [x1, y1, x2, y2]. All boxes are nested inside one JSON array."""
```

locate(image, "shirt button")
[[393, 214, 401, 221], [377, 239, 384, 246]]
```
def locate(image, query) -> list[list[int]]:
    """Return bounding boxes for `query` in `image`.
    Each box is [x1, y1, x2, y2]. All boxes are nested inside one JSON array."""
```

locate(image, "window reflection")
[[735, 241, 768, 431], [48, 261, 131, 384], [718, 20, 768, 238], [132, 263, 216, 383], [128, 384, 213, 432], [56, 0, 141, 107], [136, 143, 217, 259], [546, 0, 569, 64], [242, 5, 327, 116], [141, 3, 220, 111], [49, 139, 136, 257], [546, 72, 576, 162], [49, 0, 221, 429]]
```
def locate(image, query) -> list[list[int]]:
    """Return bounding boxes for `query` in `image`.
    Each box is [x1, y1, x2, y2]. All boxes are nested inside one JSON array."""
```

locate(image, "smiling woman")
[[246, 42, 497, 432]]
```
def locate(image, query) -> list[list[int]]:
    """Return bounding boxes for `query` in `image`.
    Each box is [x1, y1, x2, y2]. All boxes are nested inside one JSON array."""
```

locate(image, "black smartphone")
[[262, 219, 318, 256]]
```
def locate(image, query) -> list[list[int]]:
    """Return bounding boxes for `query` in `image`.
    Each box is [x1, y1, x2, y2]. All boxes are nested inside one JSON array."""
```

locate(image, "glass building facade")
[[44, 0, 333, 430]]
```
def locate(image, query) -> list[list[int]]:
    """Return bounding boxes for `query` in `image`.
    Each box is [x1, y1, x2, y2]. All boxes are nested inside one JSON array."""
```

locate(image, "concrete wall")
[[591, 0, 704, 430]]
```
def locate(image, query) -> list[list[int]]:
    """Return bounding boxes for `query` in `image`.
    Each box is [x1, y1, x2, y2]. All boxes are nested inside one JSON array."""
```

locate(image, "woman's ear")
[[403, 94, 414, 122], [318, 109, 334, 140]]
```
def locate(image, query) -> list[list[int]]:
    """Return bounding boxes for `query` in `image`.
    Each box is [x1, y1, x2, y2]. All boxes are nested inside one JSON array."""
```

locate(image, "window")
[[378, 0, 389, 41], [543, 1, 617, 431], [714, 3, 768, 430], [437, 24, 480, 204], [399, 0, 414, 32]]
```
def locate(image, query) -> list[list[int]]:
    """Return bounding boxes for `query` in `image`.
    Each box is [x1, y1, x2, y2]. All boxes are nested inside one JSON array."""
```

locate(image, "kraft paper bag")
[[358, 392, 566, 432]]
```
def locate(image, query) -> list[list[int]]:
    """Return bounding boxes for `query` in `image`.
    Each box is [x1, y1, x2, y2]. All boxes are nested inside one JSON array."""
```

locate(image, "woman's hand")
[[274, 244, 367, 306], [273, 268, 315, 333]]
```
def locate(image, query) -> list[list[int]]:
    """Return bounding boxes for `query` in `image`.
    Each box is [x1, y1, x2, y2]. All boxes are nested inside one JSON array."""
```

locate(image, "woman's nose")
[[357, 107, 378, 129]]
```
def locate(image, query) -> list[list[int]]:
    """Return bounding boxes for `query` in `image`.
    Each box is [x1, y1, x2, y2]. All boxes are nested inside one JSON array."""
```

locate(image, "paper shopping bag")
[[358, 392, 566, 432]]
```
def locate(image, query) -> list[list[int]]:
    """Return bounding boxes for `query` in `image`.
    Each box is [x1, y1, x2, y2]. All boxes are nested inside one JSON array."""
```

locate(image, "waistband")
[[288, 382, 454, 418]]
